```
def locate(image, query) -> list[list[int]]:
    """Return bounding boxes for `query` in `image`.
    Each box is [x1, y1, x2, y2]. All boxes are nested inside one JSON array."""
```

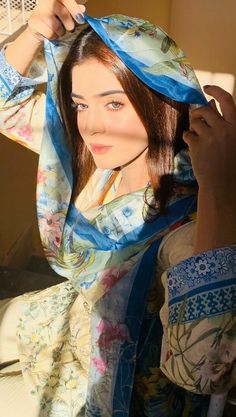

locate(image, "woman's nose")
[[84, 108, 105, 135]]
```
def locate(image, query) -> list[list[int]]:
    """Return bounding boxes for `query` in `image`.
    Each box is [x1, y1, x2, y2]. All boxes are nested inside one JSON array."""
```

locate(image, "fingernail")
[[75, 13, 85, 24]]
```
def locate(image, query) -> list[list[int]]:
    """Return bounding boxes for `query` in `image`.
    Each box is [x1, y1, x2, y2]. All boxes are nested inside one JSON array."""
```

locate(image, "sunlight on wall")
[[195, 70, 235, 104], [195, 71, 235, 94]]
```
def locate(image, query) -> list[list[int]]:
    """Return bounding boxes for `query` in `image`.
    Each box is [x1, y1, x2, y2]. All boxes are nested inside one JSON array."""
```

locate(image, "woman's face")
[[71, 59, 148, 169]]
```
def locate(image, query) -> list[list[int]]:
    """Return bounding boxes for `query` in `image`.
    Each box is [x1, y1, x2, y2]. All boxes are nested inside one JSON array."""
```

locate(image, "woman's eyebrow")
[[71, 90, 125, 99], [97, 90, 125, 97]]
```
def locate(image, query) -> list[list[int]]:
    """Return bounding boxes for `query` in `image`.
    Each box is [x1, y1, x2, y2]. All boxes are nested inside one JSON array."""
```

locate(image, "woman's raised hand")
[[5, 1, 86, 75], [184, 86, 236, 253], [27, 0, 86, 41], [183, 86, 236, 198]]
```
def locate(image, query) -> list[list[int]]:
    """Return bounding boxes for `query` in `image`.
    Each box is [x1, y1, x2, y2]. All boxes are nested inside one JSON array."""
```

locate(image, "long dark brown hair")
[[58, 26, 192, 215]]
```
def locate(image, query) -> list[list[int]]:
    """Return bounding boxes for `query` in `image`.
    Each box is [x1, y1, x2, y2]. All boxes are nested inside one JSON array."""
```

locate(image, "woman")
[[0, 1, 235, 416]]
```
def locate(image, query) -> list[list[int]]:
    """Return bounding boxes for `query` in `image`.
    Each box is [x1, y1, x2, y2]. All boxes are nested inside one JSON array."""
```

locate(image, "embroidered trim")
[[169, 284, 236, 324], [0, 48, 45, 102], [167, 246, 236, 323], [168, 246, 236, 300]]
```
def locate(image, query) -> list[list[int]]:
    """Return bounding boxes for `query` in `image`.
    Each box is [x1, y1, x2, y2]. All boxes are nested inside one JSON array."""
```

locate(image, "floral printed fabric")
[[0, 14, 236, 417], [161, 246, 236, 395], [84, 14, 207, 105], [0, 48, 46, 153]]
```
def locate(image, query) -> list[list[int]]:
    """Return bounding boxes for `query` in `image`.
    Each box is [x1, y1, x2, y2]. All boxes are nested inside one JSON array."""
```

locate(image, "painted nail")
[[75, 13, 85, 24]]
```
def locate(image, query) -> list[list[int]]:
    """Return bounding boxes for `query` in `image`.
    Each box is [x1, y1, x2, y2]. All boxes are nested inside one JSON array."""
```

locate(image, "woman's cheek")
[[77, 116, 84, 134]]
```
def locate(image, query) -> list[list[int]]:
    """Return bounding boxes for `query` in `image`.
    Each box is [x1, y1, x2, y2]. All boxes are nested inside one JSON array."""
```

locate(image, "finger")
[[203, 85, 236, 124], [189, 118, 210, 137], [54, 3, 75, 31], [208, 98, 218, 113], [183, 130, 198, 145], [29, 16, 65, 39], [60, 0, 86, 22], [190, 105, 221, 127], [74, 0, 86, 13], [48, 15, 66, 38]]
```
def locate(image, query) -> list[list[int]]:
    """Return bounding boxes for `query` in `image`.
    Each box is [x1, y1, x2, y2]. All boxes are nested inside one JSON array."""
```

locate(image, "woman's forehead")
[[71, 59, 123, 96]]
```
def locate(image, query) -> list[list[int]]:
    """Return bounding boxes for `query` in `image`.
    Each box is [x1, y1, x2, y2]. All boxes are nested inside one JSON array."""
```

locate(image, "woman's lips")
[[90, 144, 113, 154]]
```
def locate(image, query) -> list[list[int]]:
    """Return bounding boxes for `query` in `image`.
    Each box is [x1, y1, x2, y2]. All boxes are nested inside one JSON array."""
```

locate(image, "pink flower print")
[[198, 338, 236, 390], [148, 31, 157, 38], [18, 124, 33, 141], [101, 268, 127, 291], [40, 212, 62, 233], [96, 320, 106, 334], [92, 357, 107, 375], [53, 232, 62, 248], [37, 169, 47, 184], [97, 320, 131, 351], [39, 212, 62, 247], [200, 360, 230, 384]]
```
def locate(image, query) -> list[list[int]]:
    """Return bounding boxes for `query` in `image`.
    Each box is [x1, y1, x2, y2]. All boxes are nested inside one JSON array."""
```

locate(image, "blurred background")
[[0, 0, 235, 288]]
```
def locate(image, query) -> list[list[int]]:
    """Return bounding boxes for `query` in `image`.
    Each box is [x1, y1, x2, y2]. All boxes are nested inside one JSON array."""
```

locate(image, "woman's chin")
[[93, 160, 120, 170]]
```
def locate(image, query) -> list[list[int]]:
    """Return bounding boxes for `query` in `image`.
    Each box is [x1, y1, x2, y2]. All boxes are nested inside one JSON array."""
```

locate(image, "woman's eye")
[[106, 101, 124, 111], [71, 102, 88, 112]]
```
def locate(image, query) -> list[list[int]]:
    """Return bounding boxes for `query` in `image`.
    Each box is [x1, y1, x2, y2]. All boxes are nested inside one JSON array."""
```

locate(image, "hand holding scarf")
[[183, 85, 236, 253], [184, 85, 236, 192]]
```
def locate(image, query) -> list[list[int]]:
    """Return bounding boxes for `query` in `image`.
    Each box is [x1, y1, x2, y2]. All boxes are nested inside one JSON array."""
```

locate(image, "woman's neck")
[[115, 148, 150, 198]]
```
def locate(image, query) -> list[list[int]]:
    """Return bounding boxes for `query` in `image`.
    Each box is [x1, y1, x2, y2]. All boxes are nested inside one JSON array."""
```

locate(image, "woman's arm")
[[183, 86, 236, 254], [0, 0, 86, 153], [0, 46, 46, 153], [158, 94, 236, 394], [4, 27, 43, 77], [158, 223, 236, 395], [5, 0, 86, 76]]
